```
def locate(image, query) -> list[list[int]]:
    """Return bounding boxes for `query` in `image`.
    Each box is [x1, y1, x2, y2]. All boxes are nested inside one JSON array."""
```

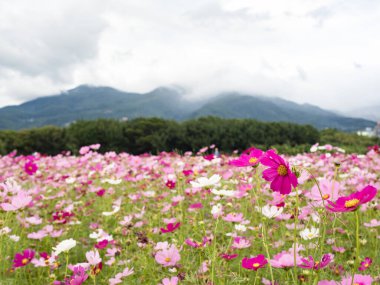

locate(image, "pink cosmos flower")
[[1, 191, 32, 211], [220, 253, 238, 260], [358, 257, 372, 271], [298, 254, 333, 270], [24, 161, 38, 175], [86, 249, 102, 266], [13, 249, 35, 268], [223, 213, 244, 222], [65, 266, 88, 285], [229, 148, 263, 167], [109, 267, 134, 285], [363, 219, 380, 227], [165, 180, 176, 189], [160, 222, 181, 233], [231, 236, 251, 249], [159, 276, 179, 285], [270, 249, 302, 268], [261, 150, 298, 195], [155, 245, 181, 267], [339, 274, 373, 285], [241, 254, 268, 271], [326, 185, 377, 212], [305, 179, 341, 205]]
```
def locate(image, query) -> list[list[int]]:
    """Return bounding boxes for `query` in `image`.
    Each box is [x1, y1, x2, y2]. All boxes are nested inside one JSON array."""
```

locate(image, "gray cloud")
[[0, 0, 380, 112]]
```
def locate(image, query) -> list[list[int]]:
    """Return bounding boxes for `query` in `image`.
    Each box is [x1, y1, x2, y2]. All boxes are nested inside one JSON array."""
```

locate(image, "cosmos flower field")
[[0, 144, 379, 284]]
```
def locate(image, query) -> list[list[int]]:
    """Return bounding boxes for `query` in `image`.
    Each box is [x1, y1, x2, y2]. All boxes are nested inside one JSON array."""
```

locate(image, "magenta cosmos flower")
[[13, 249, 35, 268], [229, 148, 263, 167], [261, 150, 298, 195], [358, 257, 372, 271], [298, 254, 333, 270], [326, 185, 377, 212], [242, 254, 268, 271], [24, 161, 38, 175], [160, 222, 181, 233]]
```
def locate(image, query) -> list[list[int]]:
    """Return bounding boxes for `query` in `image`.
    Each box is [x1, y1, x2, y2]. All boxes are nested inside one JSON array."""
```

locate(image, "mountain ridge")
[[0, 85, 375, 131]]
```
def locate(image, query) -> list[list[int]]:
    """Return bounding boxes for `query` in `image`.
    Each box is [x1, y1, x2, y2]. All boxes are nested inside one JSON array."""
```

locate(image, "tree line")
[[0, 117, 377, 155]]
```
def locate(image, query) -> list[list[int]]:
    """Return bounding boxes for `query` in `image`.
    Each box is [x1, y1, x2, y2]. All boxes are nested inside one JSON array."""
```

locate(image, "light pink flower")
[[155, 245, 180, 267]]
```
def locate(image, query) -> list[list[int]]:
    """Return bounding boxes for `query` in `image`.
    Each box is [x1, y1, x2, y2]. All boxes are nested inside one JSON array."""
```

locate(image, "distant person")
[[214, 147, 220, 158]]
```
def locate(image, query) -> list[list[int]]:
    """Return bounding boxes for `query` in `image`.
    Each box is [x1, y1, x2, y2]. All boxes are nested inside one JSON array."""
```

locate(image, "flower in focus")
[[326, 185, 377, 212], [299, 254, 333, 270], [241, 254, 268, 271], [261, 150, 298, 195], [299, 227, 320, 240], [13, 249, 35, 268], [358, 257, 372, 271], [53, 239, 77, 256]]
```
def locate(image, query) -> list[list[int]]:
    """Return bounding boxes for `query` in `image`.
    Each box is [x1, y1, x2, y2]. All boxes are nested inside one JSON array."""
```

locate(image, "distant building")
[[357, 127, 374, 137], [374, 122, 380, 137], [357, 122, 380, 138]]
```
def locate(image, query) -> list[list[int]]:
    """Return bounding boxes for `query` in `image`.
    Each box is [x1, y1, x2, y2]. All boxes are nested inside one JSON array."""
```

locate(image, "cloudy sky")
[[0, 0, 379, 111]]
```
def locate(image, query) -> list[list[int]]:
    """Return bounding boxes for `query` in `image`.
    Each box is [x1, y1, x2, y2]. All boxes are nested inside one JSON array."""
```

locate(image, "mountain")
[[0, 85, 375, 131]]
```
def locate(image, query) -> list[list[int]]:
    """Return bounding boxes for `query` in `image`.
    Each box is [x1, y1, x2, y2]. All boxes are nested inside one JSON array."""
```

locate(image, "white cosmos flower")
[[211, 203, 223, 216], [190, 174, 221, 188], [211, 189, 236, 197], [256, 205, 283, 219], [53, 238, 77, 255], [300, 227, 320, 240], [102, 198, 122, 216], [234, 224, 247, 232], [101, 178, 122, 185]]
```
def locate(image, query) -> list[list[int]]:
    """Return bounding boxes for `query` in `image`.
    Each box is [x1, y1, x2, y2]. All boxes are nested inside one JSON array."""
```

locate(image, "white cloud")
[[0, 0, 379, 111]]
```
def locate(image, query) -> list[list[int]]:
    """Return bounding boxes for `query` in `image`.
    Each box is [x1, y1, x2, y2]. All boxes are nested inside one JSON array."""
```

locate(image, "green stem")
[[64, 253, 69, 278], [262, 222, 275, 285], [253, 270, 258, 285], [211, 218, 219, 284], [351, 211, 360, 285], [293, 188, 300, 285]]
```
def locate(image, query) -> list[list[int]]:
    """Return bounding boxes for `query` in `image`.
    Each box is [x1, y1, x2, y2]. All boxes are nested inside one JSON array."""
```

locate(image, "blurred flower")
[[53, 239, 77, 256], [242, 254, 268, 271], [326, 185, 377, 212], [13, 249, 35, 268]]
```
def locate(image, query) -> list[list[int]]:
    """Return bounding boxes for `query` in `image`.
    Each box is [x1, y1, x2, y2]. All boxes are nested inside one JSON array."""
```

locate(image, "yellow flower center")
[[252, 263, 260, 268], [344, 199, 360, 208], [322, 194, 330, 200], [277, 165, 288, 176], [165, 257, 171, 262], [249, 157, 258, 164], [22, 258, 29, 264], [364, 263, 369, 267], [308, 233, 314, 238]]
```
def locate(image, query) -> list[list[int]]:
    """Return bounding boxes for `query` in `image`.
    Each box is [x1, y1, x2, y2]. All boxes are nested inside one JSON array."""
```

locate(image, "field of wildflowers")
[[0, 143, 378, 284]]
